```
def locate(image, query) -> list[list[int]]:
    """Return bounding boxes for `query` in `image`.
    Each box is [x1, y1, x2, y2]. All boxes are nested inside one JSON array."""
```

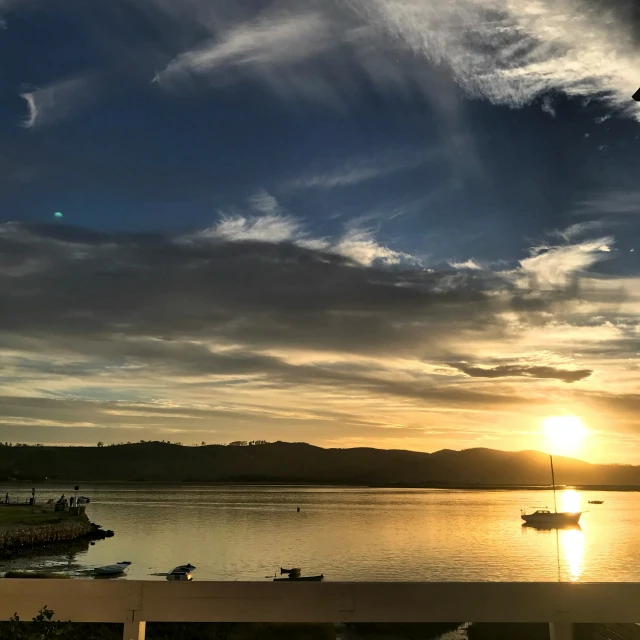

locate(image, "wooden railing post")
[[549, 622, 574, 640], [123, 620, 145, 640]]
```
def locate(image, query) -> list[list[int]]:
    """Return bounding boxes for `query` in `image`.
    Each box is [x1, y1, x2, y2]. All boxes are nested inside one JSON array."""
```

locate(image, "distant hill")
[[1, 441, 640, 486]]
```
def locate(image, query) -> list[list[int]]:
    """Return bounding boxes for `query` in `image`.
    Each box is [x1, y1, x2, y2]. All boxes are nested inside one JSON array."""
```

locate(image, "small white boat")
[[77, 496, 90, 504], [166, 564, 196, 581], [94, 561, 131, 576]]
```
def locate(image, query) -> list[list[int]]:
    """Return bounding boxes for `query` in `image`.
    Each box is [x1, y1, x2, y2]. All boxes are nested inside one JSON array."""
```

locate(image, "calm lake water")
[[1, 484, 637, 582]]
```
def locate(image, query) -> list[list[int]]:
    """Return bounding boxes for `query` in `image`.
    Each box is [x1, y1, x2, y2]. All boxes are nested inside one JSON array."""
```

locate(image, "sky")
[[2, 0, 640, 462]]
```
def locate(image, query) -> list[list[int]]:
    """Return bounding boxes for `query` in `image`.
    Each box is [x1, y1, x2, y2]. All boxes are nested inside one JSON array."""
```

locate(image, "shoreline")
[[0, 507, 113, 558], [368, 483, 640, 491], [2, 480, 639, 491]]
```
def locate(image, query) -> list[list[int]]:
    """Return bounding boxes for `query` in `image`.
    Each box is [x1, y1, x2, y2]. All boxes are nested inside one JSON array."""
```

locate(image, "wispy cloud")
[[203, 217, 414, 265], [248, 190, 280, 215], [334, 229, 414, 266], [203, 213, 302, 244], [541, 96, 556, 118], [64, 0, 640, 122], [552, 221, 606, 242], [513, 237, 614, 289], [20, 93, 38, 128], [187, 192, 414, 266], [449, 258, 483, 270], [12, 0, 640, 129], [156, 12, 332, 86], [194, 192, 300, 243], [288, 149, 437, 190], [356, 0, 640, 119], [447, 230, 618, 294], [452, 362, 592, 384], [578, 191, 640, 216], [20, 76, 95, 129]]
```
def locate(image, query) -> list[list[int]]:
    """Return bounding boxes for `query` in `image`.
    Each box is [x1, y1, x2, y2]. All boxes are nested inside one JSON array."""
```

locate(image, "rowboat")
[[94, 561, 131, 576], [167, 564, 196, 581], [272, 567, 324, 582]]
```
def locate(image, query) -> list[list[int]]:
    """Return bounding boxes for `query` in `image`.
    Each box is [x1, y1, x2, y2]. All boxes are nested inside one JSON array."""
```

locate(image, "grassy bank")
[[0, 506, 96, 556], [0, 506, 73, 528]]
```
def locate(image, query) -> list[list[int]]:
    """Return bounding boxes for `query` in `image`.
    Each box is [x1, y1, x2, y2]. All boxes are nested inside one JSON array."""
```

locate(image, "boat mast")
[[549, 454, 557, 513]]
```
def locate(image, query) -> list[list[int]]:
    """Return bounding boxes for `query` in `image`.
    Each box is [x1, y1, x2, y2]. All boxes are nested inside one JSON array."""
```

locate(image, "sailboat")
[[521, 455, 582, 526]]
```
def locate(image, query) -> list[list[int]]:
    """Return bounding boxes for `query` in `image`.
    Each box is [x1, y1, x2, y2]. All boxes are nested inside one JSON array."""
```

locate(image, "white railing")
[[2, 580, 639, 640]]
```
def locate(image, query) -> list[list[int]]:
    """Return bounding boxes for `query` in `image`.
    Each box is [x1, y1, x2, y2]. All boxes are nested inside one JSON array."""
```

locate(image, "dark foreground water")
[[0, 484, 635, 582]]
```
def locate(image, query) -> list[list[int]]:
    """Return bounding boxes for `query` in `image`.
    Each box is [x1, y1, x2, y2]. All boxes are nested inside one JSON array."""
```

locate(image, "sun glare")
[[543, 416, 588, 456], [560, 489, 581, 513]]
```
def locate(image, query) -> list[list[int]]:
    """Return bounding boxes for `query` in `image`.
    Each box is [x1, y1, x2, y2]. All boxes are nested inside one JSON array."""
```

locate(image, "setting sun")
[[543, 416, 588, 456]]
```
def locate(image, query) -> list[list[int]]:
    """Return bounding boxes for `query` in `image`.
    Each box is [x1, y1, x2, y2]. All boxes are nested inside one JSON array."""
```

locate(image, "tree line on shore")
[[1, 440, 272, 449], [1, 441, 640, 486]]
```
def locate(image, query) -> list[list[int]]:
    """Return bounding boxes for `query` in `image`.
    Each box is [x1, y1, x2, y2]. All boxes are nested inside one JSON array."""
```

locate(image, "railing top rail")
[[1, 581, 640, 624]]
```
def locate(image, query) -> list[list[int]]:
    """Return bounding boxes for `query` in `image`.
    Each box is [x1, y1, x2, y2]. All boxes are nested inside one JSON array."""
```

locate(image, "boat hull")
[[167, 572, 193, 581], [166, 564, 196, 581], [521, 512, 581, 525], [94, 567, 127, 576], [94, 561, 131, 576], [274, 575, 324, 582]]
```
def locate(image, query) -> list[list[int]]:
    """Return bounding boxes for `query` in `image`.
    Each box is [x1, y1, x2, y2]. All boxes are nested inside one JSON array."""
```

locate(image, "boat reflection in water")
[[522, 522, 585, 582], [522, 521, 582, 532]]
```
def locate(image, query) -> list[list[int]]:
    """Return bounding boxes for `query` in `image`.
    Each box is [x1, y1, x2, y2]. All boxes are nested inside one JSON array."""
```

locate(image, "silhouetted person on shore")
[[4, 493, 8, 504]]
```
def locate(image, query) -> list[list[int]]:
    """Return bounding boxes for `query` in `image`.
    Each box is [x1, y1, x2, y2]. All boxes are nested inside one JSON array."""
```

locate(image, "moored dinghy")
[[94, 561, 131, 576], [167, 563, 196, 581], [272, 567, 324, 582]]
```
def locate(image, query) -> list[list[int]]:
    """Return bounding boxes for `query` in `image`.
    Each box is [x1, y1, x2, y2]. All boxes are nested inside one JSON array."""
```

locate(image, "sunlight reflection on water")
[[560, 528, 585, 582]]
